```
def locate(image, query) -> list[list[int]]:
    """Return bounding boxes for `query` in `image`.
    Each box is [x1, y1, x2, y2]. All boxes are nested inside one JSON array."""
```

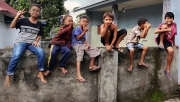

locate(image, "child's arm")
[[84, 40, 90, 50], [32, 35, 41, 47], [100, 24, 108, 37], [56, 25, 73, 37], [173, 36, 179, 49], [76, 26, 88, 40], [154, 24, 171, 34], [140, 23, 151, 38], [10, 8, 26, 28]]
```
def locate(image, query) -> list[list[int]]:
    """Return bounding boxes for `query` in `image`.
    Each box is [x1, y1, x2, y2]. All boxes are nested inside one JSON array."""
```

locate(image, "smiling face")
[[29, 6, 41, 18], [64, 16, 73, 26], [165, 17, 174, 25]]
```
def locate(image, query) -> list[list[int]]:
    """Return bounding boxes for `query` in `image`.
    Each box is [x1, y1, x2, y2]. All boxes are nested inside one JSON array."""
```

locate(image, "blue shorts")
[[126, 43, 145, 50]]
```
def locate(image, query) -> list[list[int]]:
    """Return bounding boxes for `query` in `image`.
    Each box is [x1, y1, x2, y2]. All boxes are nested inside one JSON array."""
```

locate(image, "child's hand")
[[106, 45, 112, 51], [86, 44, 90, 50], [32, 41, 40, 47], [16, 8, 26, 17], [83, 26, 88, 32], [147, 23, 151, 28], [174, 45, 179, 49]]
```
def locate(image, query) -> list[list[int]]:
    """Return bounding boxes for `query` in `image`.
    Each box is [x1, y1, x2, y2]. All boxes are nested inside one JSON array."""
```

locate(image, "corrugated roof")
[[73, 0, 115, 12], [0, 0, 23, 18]]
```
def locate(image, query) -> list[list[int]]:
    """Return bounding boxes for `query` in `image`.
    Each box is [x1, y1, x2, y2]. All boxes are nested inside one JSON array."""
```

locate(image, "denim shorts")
[[126, 43, 145, 50]]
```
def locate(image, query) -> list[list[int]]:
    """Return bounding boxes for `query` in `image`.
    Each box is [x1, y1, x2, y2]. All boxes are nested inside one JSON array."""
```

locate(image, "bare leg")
[[139, 46, 148, 67], [60, 67, 68, 74], [76, 61, 86, 82], [89, 58, 101, 71], [159, 33, 166, 48], [166, 47, 174, 74], [104, 30, 111, 50], [115, 34, 126, 48], [128, 50, 134, 71], [4, 75, 11, 88], [38, 72, 47, 83]]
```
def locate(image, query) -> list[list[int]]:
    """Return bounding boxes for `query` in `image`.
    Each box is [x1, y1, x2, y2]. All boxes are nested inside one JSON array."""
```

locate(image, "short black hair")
[[80, 15, 89, 21], [164, 12, 174, 19], [103, 12, 114, 20], [30, 4, 41, 10], [138, 18, 148, 26]]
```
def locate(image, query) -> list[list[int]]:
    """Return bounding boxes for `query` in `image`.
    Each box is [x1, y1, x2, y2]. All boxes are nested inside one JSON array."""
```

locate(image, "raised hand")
[[83, 26, 88, 32], [16, 8, 26, 17]]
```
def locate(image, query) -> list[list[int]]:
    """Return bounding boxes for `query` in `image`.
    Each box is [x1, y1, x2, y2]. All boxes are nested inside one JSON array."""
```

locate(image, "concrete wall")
[[0, 14, 19, 49], [0, 41, 178, 102], [90, 4, 163, 47]]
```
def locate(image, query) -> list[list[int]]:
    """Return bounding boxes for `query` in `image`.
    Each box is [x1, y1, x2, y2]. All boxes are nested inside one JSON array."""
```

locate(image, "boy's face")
[[80, 18, 89, 27], [64, 17, 73, 26], [29, 6, 41, 18], [103, 16, 113, 25], [139, 21, 148, 30], [165, 17, 174, 25]]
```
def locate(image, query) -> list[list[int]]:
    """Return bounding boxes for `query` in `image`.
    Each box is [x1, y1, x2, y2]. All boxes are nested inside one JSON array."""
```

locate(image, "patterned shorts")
[[126, 43, 145, 50], [73, 44, 100, 61]]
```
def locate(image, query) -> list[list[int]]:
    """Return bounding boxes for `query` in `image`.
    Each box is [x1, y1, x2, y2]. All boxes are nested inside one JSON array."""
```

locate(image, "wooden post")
[[112, 5, 118, 26], [86, 11, 92, 44]]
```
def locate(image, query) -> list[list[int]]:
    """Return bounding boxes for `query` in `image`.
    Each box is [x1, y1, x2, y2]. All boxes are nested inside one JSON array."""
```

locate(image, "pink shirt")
[[158, 22, 177, 43]]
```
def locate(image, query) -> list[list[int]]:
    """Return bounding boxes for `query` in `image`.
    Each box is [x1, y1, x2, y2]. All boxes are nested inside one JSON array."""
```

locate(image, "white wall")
[[0, 14, 19, 49]]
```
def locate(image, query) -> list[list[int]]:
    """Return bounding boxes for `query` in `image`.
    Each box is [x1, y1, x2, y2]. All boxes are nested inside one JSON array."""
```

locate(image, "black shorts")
[[156, 34, 172, 49], [101, 28, 127, 46]]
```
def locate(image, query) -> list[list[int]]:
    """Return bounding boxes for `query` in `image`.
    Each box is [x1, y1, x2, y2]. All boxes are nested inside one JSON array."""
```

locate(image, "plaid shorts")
[[73, 44, 100, 61], [126, 43, 145, 50]]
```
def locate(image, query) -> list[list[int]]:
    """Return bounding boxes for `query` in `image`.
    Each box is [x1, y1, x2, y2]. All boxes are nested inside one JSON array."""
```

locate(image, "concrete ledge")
[[0, 44, 178, 102]]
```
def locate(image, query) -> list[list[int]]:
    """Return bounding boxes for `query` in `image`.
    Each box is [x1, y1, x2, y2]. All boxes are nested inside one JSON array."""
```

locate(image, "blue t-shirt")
[[71, 26, 86, 46]]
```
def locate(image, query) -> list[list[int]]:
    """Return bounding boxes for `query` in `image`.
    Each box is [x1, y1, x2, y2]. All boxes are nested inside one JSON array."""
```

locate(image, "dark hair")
[[103, 12, 114, 20], [138, 18, 148, 26], [62, 15, 72, 24], [30, 4, 41, 10], [80, 15, 89, 21], [164, 12, 174, 19]]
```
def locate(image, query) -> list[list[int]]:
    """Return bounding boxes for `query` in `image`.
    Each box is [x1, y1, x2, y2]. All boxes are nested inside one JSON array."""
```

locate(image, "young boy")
[[43, 15, 73, 75], [126, 18, 151, 72], [154, 12, 179, 78], [100, 12, 127, 52], [72, 15, 101, 82], [4, 4, 46, 88]]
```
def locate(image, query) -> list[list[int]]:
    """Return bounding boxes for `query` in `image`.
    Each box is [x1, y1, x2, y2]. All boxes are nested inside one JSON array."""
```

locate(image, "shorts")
[[73, 44, 100, 61], [101, 28, 127, 46], [155, 35, 172, 49], [126, 43, 145, 50]]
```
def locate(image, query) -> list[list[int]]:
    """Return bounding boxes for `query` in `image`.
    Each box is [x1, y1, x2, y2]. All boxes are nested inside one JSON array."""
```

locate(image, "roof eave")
[[73, 0, 116, 12]]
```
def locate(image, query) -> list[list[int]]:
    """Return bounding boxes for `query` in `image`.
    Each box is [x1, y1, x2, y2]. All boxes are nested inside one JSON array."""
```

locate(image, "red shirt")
[[52, 25, 73, 48]]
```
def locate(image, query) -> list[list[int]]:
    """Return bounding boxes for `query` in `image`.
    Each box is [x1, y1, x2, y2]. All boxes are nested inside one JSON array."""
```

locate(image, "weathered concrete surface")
[[98, 48, 118, 102], [0, 48, 98, 102], [0, 42, 178, 102], [117, 48, 178, 102]]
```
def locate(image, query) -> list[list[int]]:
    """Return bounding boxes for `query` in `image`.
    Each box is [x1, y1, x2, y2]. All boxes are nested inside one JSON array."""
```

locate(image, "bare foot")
[[60, 67, 68, 74], [38, 72, 47, 83], [138, 62, 148, 68], [4, 75, 11, 88], [76, 76, 86, 83], [43, 70, 50, 76]]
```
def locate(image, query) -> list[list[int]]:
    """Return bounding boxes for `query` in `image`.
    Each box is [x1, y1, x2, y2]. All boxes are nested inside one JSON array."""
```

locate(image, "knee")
[[13, 52, 22, 59], [168, 49, 174, 55], [130, 49, 134, 53], [37, 48, 45, 56], [143, 46, 148, 50]]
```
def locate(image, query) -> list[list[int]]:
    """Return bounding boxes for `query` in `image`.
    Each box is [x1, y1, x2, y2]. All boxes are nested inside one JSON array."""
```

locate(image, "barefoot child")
[[100, 12, 127, 52], [154, 12, 179, 78], [126, 18, 151, 72], [72, 15, 101, 82], [4, 4, 46, 88], [44, 15, 73, 75]]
